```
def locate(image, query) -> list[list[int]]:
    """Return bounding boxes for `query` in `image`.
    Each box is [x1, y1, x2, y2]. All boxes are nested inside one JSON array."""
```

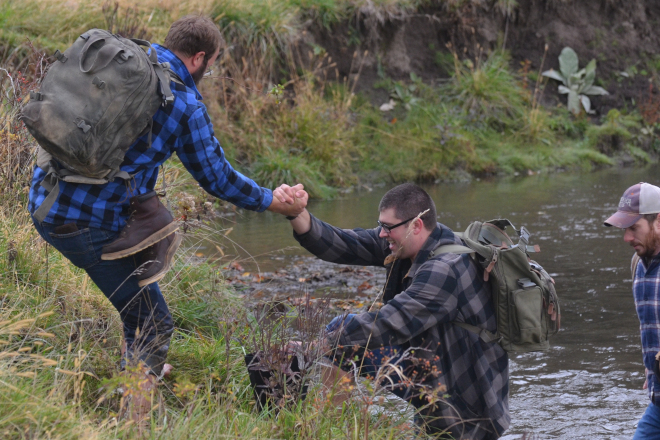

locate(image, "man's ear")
[[191, 51, 206, 68], [412, 217, 424, 234]]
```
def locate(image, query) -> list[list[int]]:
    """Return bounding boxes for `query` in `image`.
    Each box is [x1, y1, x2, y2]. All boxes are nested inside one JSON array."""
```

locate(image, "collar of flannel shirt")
[[641, 253, 660, 271], [404, 223, 463, 280], [152, 44, 203, 101]]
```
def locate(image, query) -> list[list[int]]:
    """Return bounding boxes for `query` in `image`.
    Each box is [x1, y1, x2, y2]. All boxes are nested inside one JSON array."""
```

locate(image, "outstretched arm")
[[176, 108, 273, 211]]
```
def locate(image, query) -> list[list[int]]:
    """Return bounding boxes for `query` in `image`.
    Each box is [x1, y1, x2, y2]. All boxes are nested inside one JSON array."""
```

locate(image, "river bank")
[[2, 0, 660, 199], [0, 1, 658, 438]]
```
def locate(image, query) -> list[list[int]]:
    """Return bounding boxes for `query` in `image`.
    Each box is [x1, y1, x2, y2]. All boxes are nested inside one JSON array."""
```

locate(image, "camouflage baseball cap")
[[604, 182, 660, 228]]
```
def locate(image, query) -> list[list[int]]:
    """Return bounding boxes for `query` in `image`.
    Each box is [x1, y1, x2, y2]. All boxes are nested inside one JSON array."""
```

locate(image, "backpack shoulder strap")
[[429, 242, 499, 344], [632, 253, 641, 282], [429, 244, 474, 258], [167, 68, 185, 85]]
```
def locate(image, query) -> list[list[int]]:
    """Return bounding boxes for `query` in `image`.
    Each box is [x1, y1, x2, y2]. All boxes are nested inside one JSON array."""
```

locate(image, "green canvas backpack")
[[21, 29, 175, 222], [431, 219, 560, 353]]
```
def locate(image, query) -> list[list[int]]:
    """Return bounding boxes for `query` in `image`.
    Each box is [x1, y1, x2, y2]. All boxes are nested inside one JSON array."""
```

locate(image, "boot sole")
[[101, 222, 179, 261], [137, 232, 183, 287]]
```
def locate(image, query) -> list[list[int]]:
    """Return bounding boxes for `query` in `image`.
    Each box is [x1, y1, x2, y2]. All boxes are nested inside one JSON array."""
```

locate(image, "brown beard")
[[641, 225, 660, 258], [191, 57, 210, 86]]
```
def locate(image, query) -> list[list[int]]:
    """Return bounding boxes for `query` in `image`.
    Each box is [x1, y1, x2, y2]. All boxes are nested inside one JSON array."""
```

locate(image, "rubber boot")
[[101, 191, 178, 260], [136, 231, 182, 287]]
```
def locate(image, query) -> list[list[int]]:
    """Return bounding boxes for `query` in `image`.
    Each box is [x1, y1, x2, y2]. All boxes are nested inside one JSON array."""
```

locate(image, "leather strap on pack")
[[484, 253, 497, 282]]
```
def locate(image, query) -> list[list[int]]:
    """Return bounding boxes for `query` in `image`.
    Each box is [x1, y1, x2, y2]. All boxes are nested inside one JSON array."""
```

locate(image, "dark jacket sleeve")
[[330, 258, 459, 351], [294, 213, 390, 267]]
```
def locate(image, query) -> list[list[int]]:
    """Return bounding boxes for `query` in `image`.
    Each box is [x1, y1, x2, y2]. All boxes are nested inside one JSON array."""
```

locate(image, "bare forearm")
[[289, 209, 312, 234]]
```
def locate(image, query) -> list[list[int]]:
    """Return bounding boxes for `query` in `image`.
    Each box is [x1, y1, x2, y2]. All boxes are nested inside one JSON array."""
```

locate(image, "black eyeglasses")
[[377, 216, 417, 233]]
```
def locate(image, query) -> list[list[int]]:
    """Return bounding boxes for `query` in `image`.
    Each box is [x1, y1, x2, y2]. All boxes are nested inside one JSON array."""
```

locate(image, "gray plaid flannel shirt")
[[294, 214, 510, 439]]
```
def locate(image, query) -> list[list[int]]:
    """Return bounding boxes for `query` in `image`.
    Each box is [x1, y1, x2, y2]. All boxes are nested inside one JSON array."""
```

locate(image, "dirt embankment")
[[306, 0, 660, 115]]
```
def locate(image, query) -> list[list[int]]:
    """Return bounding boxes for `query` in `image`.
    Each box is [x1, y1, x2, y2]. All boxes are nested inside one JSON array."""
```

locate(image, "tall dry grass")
[[0, 49, 424, 436], [1, 0, 638, 195]]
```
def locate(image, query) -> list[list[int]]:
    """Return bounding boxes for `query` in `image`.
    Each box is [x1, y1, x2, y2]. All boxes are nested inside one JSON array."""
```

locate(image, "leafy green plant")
[[268, 83, 285, 104], [389, 74, 422, 110], [542, 47, 609, 115]]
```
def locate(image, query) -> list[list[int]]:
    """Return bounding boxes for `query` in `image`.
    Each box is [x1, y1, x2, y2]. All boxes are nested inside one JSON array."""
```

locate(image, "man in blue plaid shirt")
[[605, 182, 660, 439], [29, 16, 305, 404], [283, 182, 509, 439]]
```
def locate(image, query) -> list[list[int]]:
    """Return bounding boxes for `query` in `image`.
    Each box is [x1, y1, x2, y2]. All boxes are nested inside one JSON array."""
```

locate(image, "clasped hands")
[[271, 183, 309, 219]]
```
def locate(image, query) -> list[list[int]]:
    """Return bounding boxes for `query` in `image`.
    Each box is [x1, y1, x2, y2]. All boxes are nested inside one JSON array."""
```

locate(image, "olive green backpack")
[[432, 219, 560, 353], [21, 29, 175, 222]]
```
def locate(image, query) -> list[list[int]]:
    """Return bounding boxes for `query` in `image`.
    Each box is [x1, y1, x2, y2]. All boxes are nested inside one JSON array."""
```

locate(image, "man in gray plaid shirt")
[[281, 182, 509, 439]]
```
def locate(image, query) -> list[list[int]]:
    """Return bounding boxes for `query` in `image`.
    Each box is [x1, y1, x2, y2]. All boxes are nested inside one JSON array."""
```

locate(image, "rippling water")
[[205, 165, 660, 439]]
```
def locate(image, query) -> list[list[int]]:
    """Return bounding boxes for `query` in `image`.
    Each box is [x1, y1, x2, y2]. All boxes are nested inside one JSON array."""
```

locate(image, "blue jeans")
[[634, 403, 660, 440], [32, 218, 174, 375], [326, 314, 407, 397]]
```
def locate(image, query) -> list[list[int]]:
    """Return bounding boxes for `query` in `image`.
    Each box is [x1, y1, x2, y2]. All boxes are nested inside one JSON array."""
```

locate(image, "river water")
[[205, 165, 660, 439]]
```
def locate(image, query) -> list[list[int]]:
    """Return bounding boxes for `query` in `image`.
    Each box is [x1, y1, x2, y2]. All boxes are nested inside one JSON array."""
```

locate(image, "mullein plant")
[[542, 46, 609, 115]]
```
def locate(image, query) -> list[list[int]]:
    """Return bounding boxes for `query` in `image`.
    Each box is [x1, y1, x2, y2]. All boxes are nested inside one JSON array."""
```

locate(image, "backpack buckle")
[[518, 226, 530, 245], [75, 118, 91, 133], [118, 51, 133, 62], [54, 50, 68, 63], [92, 76, 106, 89]]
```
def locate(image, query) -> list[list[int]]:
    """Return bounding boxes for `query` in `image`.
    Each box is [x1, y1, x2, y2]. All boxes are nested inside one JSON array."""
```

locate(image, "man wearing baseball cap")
[[605, 182, 660, 438]]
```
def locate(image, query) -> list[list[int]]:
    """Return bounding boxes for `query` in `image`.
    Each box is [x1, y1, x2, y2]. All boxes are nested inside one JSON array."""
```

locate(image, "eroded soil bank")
[[307, 0, 660, 114]]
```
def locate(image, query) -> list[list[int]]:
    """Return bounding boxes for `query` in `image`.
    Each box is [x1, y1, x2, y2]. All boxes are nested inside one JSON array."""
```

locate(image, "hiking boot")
[[101, 191, 178, 260], [136, 231, 182, 287]]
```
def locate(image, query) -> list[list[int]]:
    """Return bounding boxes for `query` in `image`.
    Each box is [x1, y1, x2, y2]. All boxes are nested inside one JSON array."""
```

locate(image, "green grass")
[[0, 204, 423, 439], [0, 1, 657, 437], [2, 0, 656, 196]]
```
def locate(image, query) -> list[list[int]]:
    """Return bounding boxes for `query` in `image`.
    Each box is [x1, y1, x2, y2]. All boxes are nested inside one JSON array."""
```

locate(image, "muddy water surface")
[[207, 166, 660, 439]]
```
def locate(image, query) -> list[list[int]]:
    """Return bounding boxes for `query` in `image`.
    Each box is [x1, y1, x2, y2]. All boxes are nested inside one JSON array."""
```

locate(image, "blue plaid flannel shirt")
[[294, 215, 510, 439], [633, 253, 660, 403], [29, 44, 272, 231]]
